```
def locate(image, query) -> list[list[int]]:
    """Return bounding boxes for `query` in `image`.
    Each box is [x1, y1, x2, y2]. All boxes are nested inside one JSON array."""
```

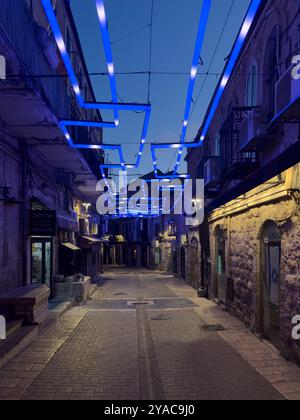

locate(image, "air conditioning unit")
[[275, 65, 300, 118], [203, 158, 219, 187], [239, 108, 267, 152]]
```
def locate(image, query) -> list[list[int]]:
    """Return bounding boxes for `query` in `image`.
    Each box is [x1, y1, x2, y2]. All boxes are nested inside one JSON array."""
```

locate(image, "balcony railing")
[[71, 125, 104, 179], [220, 108, 259, 179], [0, 2, 73, 118]]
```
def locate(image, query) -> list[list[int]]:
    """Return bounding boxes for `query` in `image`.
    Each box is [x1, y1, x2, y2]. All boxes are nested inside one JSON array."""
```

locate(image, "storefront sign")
[[29, 210, 57, 237]]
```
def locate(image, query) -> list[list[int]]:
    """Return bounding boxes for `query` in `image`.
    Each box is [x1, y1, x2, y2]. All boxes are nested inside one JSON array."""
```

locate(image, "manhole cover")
[[202, 324, 227, 332], [151, 314, 173, 321]]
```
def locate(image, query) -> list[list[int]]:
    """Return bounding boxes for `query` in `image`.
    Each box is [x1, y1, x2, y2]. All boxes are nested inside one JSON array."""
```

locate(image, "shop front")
[[29, 209, 56, 294]]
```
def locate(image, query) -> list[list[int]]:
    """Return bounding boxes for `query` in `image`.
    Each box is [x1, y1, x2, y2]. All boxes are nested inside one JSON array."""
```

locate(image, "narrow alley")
[[0, 268, 299, 400]]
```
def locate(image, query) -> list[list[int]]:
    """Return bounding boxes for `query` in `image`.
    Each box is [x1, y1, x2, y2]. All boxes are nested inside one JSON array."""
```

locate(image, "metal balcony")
[[220, 108, 259, 180]]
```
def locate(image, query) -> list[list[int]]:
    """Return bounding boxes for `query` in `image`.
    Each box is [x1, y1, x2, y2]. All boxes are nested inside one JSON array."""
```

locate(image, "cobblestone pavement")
[[0, 268, 299, 400]]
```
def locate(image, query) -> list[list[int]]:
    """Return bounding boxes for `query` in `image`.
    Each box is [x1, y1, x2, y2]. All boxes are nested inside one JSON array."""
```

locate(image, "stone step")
[[6, 319, 23, 338], [0, 324, 38, 369]]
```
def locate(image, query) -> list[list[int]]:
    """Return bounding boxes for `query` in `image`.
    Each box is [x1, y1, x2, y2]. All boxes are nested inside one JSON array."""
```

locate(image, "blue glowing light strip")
[[42, 0, 152, 170], [59, 122, 126, 176], [95, 0, 119, 123], [60, 117, 147, 177], [198, 0, 263, 144], [151, 142, 202, 179], [41, 0, 117, 127], [79, 103, 151, 170], [83, 105, 151, 171], [62, 120, 116, 129], [173, 0, 212, 174]]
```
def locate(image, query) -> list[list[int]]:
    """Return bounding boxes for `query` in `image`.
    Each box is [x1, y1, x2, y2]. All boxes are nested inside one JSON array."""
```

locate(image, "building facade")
[[185, 0, 300, 364], [0, 0, 104, 298]]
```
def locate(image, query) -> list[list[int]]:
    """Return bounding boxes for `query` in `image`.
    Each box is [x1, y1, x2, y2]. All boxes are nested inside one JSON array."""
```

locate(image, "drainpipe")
[[20, 140, 28, 287], [198, 218, 209, 298]]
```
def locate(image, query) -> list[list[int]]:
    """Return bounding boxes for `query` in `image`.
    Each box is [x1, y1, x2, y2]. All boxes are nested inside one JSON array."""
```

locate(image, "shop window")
[[31, 239, 53, 288]]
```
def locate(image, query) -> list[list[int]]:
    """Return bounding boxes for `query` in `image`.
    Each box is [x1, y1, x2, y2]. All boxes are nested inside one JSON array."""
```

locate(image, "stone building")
[[0, 0, 104, 298], [185, 0, 300, 364]]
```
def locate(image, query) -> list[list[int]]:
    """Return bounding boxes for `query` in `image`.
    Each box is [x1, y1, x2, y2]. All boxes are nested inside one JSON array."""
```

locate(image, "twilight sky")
[[70, 0, 251, 178]]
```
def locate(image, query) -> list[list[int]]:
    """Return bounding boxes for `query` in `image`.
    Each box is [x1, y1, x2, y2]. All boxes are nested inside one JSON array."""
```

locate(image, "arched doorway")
[[260, 221, 281, 348], [180, 248, 186, 280], [215, 226, 227, 303], [190, 238, 199, 290]]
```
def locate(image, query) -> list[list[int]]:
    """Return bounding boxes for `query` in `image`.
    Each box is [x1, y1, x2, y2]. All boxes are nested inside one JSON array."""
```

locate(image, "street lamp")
[[82, 202, 91, 216]]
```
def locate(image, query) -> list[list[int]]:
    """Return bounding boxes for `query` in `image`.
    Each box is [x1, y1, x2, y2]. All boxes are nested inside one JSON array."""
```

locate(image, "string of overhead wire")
[[5, 69, 289, 79], [167, 0, 236, 172], [110, 24, 151, 46]]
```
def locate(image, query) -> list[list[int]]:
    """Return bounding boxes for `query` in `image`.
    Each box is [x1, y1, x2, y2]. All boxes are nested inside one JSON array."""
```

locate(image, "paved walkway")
[[0, 268, 299, 400]]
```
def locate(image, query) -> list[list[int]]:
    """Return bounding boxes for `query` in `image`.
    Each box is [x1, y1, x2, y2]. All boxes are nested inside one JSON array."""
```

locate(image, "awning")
[[78, 236, 102, 249], [81, 236, 102, 243], [60, 242, 81, 251]]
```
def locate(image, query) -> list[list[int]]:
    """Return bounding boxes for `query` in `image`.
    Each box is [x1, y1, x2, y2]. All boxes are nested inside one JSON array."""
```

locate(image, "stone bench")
[[0, 284, 50, 325]]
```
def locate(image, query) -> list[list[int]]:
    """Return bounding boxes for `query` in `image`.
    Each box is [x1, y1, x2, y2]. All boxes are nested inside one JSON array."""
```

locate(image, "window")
[[215, 132, 221, 157], [168, 221, 176, 237], [264, 27, 279, 121], [246, 64, 257, 106], [65, 23, 72, 56]]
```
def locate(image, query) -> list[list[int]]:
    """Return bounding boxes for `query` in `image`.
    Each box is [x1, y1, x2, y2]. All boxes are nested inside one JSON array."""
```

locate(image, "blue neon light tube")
[[95, 0, 119, 123], [151, 143, 203, 179], [198, 0, 263, 143], [173, 0, 212, 173], [41, 0, 152, 170], [41, 0, 118, 126]]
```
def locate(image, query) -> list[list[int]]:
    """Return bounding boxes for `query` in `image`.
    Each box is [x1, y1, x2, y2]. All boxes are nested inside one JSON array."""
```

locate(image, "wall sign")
[[29, 210, 57, 237]]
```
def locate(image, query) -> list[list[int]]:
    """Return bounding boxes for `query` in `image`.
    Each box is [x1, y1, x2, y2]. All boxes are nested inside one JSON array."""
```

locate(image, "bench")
[[0, 284, 50, 325]]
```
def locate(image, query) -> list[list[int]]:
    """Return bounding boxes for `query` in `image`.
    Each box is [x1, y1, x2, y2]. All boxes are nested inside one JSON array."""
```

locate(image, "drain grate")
[[202, 324, 227, 332], [127, 300, 154, 306], [114, 293, 128, 296], [151, 314, 174, 321]]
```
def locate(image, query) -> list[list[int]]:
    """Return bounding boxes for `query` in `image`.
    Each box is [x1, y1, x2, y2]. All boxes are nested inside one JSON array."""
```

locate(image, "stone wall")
[[208, 169, 300, 364], [0, 135, 21, 295]]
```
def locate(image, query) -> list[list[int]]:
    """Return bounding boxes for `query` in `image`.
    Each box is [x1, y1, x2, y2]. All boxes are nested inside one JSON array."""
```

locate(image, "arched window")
[[246, 64, 258, 106], [264, 27, 279, 121]]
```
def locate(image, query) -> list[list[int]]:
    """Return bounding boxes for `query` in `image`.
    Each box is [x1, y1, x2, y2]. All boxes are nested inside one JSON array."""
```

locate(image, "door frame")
[[257, 221, 281, 348], [31, 237, 53, 290]]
